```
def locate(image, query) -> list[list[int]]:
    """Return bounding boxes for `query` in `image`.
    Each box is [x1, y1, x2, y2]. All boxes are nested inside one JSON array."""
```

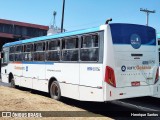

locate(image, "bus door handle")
[[32, 77, 36, 79]]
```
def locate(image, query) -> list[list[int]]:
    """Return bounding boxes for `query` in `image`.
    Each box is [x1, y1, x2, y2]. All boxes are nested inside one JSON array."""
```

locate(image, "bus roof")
[[3, 26, 100, 47], [3, 23, 155, 47]]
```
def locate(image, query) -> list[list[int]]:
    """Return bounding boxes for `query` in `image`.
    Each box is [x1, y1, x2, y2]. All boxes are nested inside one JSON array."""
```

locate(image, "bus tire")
[[11, 78, 16, 88], [49, 81, 61, 100]]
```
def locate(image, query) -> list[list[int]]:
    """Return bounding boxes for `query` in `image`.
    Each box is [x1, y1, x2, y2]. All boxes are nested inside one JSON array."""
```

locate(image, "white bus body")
[[1, 23, 159, 102], [154, 34, 160, 98]]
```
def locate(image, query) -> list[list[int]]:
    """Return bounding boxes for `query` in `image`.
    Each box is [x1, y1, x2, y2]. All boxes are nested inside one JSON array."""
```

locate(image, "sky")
[[0, 0, 159, 32]]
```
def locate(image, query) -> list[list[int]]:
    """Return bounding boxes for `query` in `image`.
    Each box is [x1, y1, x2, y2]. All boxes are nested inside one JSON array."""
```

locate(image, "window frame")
[[1, 47, 9, 64], [14, 45, 23, 62], [46, 39, 61, 62], [23, 43, 34, 61], [9, 46, 15, 62], [61, 36, 79, 62], [80, 33, 100, 62], [33, 41, 46, 61]]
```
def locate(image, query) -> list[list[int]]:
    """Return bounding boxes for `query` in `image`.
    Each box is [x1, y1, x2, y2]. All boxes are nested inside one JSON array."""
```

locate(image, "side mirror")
[[1, 52, 4, 59]]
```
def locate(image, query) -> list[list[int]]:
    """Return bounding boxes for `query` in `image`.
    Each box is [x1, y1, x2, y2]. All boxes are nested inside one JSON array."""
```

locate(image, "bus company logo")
[[130, 34, 141, 49], [14, 66, 25, 70], [136, 65, 151, 70], [121, 65, 126, 72]]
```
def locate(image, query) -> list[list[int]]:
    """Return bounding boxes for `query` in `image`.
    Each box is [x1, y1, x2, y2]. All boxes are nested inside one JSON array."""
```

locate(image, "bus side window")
[[62, 37, 79, 61], [80, 34, 99, 62], [14, 45, 23, 61], [159, 51, 160, 64], [35, 42, 44, 51], [48, 40, 60, 50], [34, 42, 45, 61], [9, 46, 15, 61], [47, 40, 60, 61], [2, 50, 9, 63], [24, 44, 33, 61]]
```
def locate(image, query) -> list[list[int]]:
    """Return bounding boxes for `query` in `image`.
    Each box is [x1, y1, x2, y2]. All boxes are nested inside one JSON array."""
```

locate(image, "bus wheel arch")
[[48, 77, 61, 100], [9, 73, 13, 83], [9, 73, 16, 88]]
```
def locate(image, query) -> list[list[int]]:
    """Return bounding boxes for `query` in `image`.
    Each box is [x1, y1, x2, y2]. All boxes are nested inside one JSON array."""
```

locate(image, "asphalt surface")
[[0, 82, 10, 87]]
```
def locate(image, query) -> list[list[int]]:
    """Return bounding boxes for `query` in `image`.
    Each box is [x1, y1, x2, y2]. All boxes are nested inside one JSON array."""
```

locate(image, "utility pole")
[[61, 0, 65, 33], [140, 8, 155, 26]]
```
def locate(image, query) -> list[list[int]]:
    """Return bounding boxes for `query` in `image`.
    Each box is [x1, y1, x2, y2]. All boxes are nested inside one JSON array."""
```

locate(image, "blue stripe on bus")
[[22, 61, 54, 65], [3, 27, 100, 47], [4, 40, 23, 47]]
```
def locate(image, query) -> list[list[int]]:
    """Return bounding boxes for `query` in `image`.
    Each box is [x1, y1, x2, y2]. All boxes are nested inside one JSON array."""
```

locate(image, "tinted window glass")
[[82, 35, 98, 48], [24, 53, 33, 61], [15, 54, 23, 61], [9, 54, 14, 61], [33, 52, 45, 61], [110, 24, 156, 45], [80, 34, 99, 61], [80, 48, 98, 61], [49, 40, 60, 50], [10, 47, 15, 53], [24, 44, 33, 52], [62, 37, 79, 61], [47, 51, 60, 61], [63, 38, 78, 49], [35, 42, 45, 51], [62, 50, 78, 61], [15, 46, 23, 52]]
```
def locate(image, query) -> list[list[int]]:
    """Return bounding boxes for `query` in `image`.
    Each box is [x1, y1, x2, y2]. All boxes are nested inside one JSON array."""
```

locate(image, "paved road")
[[0, 80, 11, 87]]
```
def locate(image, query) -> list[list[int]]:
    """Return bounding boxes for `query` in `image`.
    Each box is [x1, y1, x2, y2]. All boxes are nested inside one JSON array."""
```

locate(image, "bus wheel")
[[11, 78, 16, 88], [50, 81, 61, 100]]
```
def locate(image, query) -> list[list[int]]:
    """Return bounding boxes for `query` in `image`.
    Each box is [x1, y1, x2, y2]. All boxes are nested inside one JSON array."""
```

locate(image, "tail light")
[[155, 68, 159, 84], [105, 66, 116, 87]]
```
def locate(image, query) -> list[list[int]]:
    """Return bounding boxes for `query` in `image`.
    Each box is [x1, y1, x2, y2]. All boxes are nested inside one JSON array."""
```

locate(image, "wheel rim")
[[51, 83, 59, 97], [11, 79, 15, 87]]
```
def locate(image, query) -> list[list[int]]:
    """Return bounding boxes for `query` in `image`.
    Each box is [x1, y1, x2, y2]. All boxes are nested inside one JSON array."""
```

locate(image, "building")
[[0, 19, 49, 75], [0, 19, 49, 50]]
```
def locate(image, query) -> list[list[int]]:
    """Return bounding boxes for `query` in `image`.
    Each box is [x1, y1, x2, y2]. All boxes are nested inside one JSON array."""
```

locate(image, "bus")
[[158, 33, 160, 65], [156, 33, 160, 98], [1, 23, 159, 102]]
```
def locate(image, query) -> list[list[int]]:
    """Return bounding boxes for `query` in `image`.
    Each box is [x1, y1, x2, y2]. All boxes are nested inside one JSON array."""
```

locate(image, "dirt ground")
[[0, 86, 112, 120]]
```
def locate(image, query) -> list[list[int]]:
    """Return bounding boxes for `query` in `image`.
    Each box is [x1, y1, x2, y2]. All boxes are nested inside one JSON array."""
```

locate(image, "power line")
[[140, 8, 155, 26]]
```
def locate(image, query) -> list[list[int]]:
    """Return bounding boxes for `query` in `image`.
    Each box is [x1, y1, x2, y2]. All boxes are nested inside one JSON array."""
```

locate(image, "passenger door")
[[79, 34, 104, 101], [58, 37, 80, 100], [1, 47, 9, 83], [22, 44, 34, 89]]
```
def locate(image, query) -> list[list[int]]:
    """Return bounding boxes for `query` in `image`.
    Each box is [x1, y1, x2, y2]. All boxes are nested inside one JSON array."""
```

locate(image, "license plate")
[[131, 81, 140, 86]]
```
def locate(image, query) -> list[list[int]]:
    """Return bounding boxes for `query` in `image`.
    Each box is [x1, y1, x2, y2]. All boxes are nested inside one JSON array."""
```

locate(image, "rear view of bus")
[[104, 24, 159, 101]]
